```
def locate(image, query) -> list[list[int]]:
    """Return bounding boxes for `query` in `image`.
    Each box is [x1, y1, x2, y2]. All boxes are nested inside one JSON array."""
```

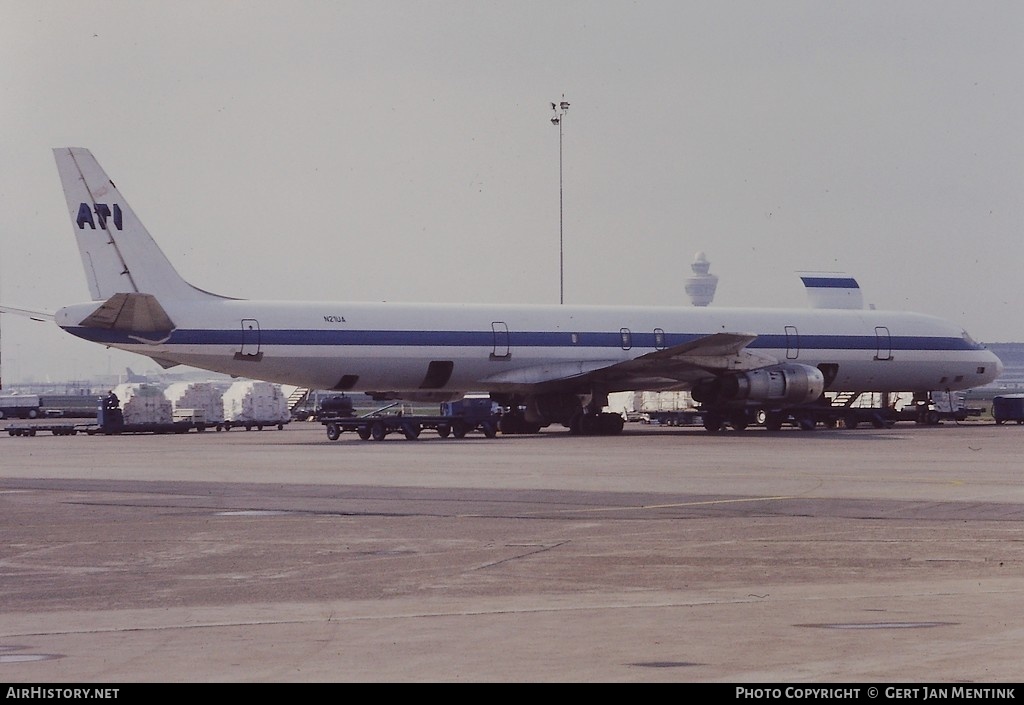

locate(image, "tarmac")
[[0, 420, 1022, 683]]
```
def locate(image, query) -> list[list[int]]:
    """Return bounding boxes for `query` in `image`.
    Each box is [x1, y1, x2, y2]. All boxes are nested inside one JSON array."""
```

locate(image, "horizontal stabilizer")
[[0, 304, 55, 322], [80, 292, 175, 340]]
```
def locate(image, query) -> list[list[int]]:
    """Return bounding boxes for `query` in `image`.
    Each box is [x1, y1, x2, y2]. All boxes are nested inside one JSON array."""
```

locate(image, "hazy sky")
[[2, 1, 1022, 383]]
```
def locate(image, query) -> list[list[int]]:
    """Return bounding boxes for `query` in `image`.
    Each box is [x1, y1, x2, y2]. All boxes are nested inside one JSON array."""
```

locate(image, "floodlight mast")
[[550, 96, 569, 304]]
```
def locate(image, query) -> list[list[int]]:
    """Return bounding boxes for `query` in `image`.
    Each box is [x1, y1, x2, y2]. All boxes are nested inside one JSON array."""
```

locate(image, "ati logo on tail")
[[77, 203, 123, 230]]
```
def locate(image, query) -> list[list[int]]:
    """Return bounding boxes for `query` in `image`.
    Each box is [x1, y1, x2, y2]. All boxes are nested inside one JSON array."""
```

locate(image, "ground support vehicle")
[[707, 391, 980, 432], [220, 419, 288, 431], [643, 409, 702, 426], [5, 420, 201, 436], [321, 398, 500, 441], [993, 395, 1024, 425], [7, 423, 82, 436], [85, 421, 198, 435], [0, 395, 41, 420], [88, 398, 208, 434]]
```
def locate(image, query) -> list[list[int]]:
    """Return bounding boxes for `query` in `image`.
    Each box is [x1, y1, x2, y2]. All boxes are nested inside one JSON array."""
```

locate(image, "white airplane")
[[41, 147, 1002, 434]]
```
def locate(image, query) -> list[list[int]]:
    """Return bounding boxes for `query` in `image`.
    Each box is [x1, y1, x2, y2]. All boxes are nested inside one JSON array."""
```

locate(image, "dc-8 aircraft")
[[45, 147, 1001, 434]]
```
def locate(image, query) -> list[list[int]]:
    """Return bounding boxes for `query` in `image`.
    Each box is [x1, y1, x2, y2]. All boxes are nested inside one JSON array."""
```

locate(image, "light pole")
[[550, 96, 569, 304]]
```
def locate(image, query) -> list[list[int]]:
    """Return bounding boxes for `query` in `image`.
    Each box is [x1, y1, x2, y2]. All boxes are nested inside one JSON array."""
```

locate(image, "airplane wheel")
[[702, 412, 724, 433], [600, 413, 624, 435], [765, 412, 785, 431]]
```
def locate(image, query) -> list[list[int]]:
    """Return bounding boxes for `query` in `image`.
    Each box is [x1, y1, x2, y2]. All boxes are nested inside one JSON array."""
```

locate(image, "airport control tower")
[[684, 251, 718, 306]]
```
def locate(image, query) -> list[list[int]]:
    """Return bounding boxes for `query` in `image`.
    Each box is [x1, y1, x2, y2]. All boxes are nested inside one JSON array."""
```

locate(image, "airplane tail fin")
[[53, 148, 227, 302], [798, 273, 864, 310]]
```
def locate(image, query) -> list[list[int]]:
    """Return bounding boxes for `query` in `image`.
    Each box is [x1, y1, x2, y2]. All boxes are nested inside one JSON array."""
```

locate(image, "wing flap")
[[479, 359, 619, 387], [620, 332, 777, 372]]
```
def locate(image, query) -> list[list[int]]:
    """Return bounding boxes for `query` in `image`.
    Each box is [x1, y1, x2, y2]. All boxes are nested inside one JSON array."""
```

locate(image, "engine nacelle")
[[524, 393, 582, 426], [691, 364, 825, 406]]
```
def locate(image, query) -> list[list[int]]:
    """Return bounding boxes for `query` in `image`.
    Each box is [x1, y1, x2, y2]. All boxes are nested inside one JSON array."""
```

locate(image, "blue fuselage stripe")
[[63, 327, 982, 352]]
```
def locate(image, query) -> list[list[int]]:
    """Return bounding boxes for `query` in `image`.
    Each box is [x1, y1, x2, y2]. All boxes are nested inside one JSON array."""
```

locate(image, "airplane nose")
[[981, 349, 1005, 385], [993, 351, 1005, 378]]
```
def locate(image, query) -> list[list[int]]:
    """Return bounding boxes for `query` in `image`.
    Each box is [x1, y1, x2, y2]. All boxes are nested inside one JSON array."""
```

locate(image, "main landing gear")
[[700, 407, 817, 433], [568, 411, 625, 436]]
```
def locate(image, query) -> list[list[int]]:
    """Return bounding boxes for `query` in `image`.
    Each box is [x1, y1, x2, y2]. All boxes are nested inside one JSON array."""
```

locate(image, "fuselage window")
[[571, 332, 580, 345], [620, 328, 632, 350]]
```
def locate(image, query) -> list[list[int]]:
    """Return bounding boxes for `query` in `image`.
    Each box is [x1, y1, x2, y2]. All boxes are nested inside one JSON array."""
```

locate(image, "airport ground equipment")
[[643, 409, 702, 426], [701, 390, 982, 432], [89, 393, 197, 434], [165, 382, 226, 429], [321, 396, 500, 441], [992, 394, 1024, 424], [0, 394, 41, 419], [222, 381, 290, 431], [7, 423, 81, 436]]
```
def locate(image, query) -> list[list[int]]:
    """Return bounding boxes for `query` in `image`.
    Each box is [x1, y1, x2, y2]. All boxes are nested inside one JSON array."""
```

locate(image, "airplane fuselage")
[[56, 298, 999, 395], [46, 147, 1004, 433]]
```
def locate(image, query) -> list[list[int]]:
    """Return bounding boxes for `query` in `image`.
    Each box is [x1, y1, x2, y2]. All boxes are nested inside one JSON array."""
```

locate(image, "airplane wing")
[[0, 304, 55, 322], [481, 332, 780, 391]]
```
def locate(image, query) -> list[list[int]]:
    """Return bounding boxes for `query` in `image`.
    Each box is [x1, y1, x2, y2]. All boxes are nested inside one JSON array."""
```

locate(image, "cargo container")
[[164, 382, 226, 429], [222, 381, 290, 430]]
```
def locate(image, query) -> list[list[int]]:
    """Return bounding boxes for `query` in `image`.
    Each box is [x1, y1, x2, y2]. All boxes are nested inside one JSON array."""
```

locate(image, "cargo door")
[[235, 318, 264, 361], [785, 325, 800, 359], [490, 321, 511, 360], [875, 326, 892, 361]]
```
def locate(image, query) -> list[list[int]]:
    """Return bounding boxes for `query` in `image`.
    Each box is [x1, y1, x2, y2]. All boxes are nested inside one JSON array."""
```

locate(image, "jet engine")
[[691, 363, 825, 406]]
